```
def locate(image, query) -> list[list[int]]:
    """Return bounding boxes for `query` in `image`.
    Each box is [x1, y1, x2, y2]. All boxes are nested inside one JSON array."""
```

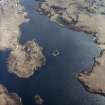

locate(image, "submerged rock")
[[34, 95, 44, 105], [0, 84, 22, 105], [51, 49, 60, 57], [8, 40, 46, 78], [0, 0, 28, 51]]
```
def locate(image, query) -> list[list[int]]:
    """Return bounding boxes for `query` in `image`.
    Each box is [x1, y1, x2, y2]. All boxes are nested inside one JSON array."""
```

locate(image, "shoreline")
[[0, 0, 45, 78], [37, 0, 105, 96], [0, 84, 22, 105]]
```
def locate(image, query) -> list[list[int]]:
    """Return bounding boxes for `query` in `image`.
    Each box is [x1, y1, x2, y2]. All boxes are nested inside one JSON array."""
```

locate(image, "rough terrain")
[[38, 0, 105, 96]]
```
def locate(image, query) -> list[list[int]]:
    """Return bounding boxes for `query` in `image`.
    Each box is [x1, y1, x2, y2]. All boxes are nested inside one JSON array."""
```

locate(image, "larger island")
[[37, 0, 105, 96], [0, 0, 45, 78]]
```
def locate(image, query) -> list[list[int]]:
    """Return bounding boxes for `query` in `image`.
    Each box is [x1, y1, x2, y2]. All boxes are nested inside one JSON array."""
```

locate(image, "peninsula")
[[38, 0, 105, 96], [0, 0, 45, 78]]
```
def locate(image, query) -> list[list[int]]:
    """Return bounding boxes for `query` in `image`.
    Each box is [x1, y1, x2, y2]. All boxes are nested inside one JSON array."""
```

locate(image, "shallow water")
[[0, 0, 105, 105]]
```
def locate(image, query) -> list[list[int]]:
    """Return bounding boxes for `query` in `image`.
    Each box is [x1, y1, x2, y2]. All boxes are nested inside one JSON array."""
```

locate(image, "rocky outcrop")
[[34, 95, 44, 105], [37, 0, 105, 96], [8, 40, 45, 78], [0, 84, 22, 105], [0, 0, 28, 50], [0, 0, 45, 78]]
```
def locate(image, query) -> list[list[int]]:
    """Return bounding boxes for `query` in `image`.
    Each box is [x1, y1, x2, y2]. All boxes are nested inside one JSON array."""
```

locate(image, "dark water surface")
[[0, 0, 105, 105]]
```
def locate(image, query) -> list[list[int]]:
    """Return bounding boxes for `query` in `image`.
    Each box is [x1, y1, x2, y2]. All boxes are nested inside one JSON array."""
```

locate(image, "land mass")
[[0, 0, 45, 78], [0, 84, 22, 105], [37, 0, 105, 96], [8, 40, 45, 78]]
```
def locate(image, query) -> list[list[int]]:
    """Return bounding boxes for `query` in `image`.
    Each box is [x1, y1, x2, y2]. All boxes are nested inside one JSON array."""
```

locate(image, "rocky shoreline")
[[0, 0, 45, 78], [37, 0, 105, 96]]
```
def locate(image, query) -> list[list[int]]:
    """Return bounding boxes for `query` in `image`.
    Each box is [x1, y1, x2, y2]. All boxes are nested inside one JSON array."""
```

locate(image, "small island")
[[38, 0, 105, 96], [34, 95, 44, 105], [0, 84, 22, 105], [51, 49, 60, 57]]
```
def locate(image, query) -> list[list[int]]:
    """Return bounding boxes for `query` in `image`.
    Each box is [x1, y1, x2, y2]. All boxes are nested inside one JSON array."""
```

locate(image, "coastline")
[[0, 0, 45, 78], [37, 0, 105, 96], [0, 84, 22, 105]]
